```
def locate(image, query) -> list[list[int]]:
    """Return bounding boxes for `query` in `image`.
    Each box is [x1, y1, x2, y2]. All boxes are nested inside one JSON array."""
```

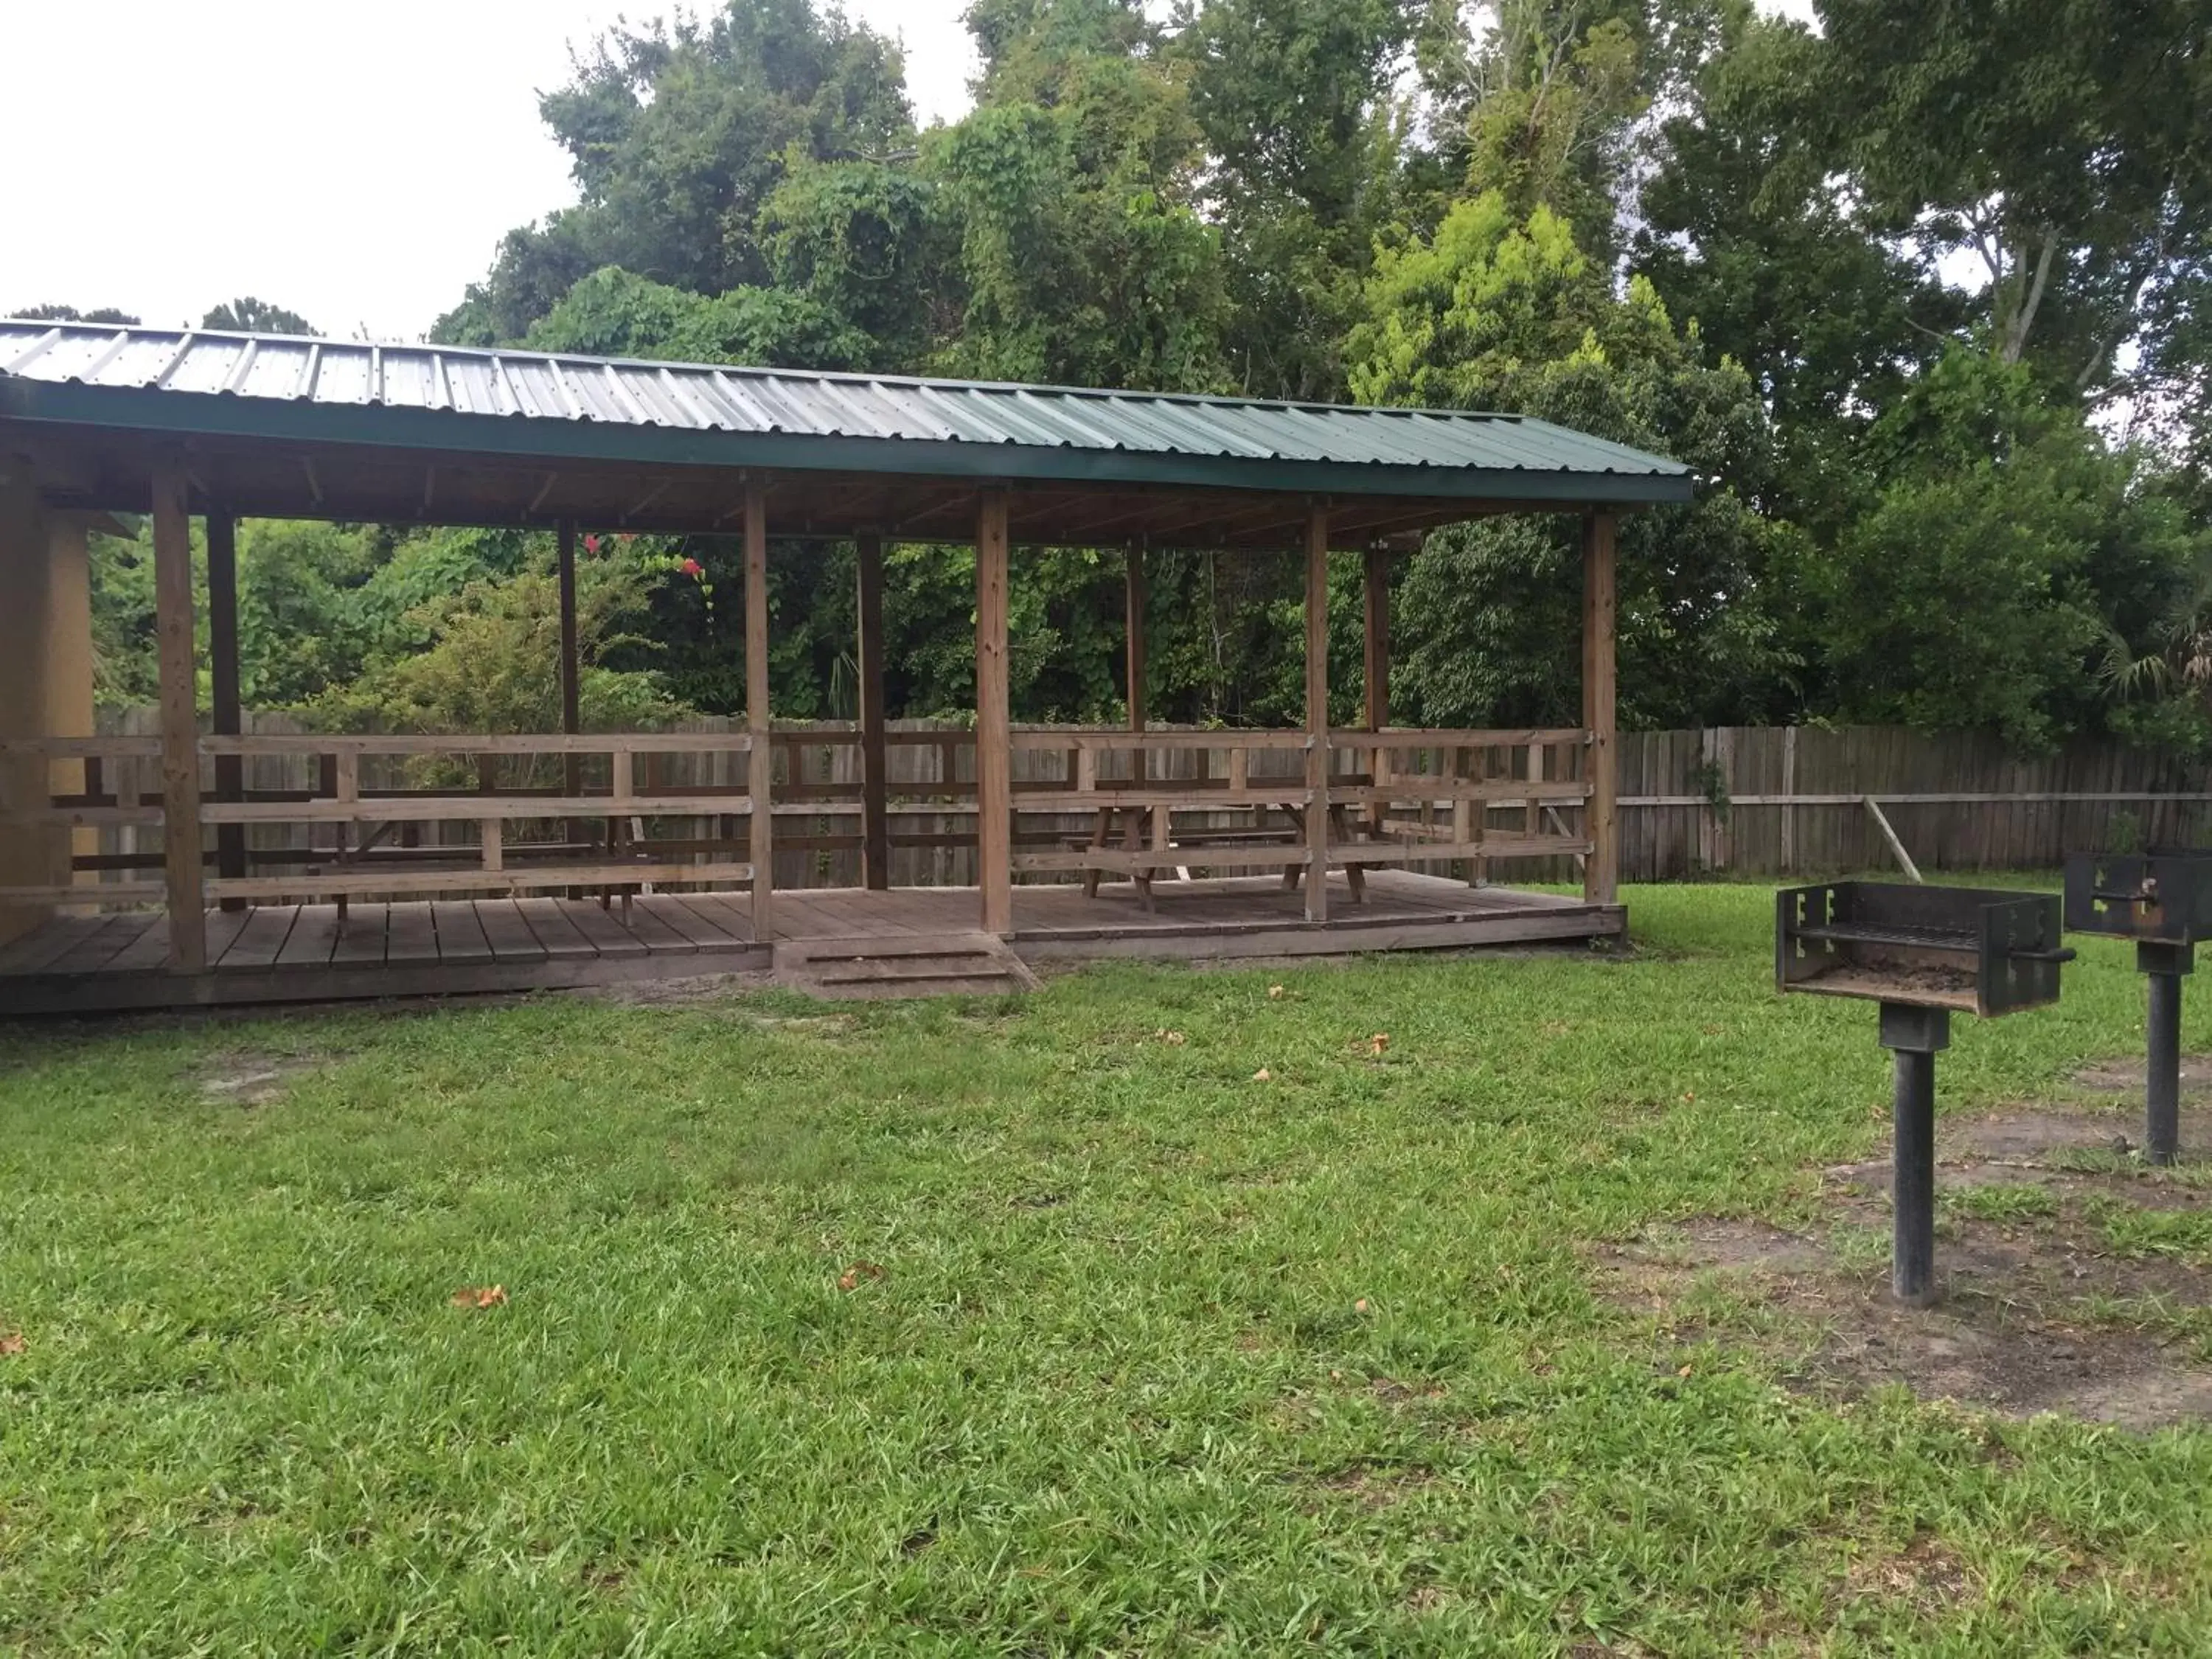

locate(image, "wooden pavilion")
[[0, 321, 1692, 1009]]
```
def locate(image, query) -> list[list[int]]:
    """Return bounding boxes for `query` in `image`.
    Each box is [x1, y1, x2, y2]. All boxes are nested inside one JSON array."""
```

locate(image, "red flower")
[[680, 557, 704, 577], [582, 533, 602, 554]]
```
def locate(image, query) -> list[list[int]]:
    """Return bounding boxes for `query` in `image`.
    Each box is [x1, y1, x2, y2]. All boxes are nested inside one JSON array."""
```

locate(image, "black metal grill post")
[[1879, 1001, 1950, 1307], [2139, 940, 2191, 1165]]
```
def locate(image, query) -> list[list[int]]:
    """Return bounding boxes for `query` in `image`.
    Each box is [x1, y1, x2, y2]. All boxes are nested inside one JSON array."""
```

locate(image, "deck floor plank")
[[102, 914, 175, 975], [431, 902, 495, 967], [655, 891, 750, 946], [42, 915, 151, 977], [329, 905, 391, 966], [218, 906, 299, 972], [0, 915, 113, 977], [475, 900, 549, 964], [383, 902, 441, 967], [514, 898, 599, 960], [612, 901, 698, 955], [635, 896, 731, 950], [553, 899, 652, 959], [275, 905, 346, 969]]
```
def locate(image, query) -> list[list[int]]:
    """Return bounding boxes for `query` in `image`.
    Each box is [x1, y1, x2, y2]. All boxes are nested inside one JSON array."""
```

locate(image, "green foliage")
[[925, 45, 1227, 389], [310, 553, 680, 735], [11, 303, 140, 324], [1349, 193, 1796, 728], [523, 267, 875, 370], [86, 0, 2212, 751], [201, 297, 315, 335], [434, 0, 913, 344], [1812, 352, 2207, 750]]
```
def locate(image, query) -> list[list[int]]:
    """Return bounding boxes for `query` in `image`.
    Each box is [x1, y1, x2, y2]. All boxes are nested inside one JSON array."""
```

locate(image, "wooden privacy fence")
[[1620, 726, 2212, 880]]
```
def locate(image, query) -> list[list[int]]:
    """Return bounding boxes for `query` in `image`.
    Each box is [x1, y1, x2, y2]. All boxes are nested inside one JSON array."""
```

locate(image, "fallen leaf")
[[1267, 984, 1286, 1000], [1677, 1364, 1694, 1379], [838, 1261, 886, 1292], [0, 1331, 24, 1356], [1368, 1032, 1390, 1059], [1251, 1067, 1272, 1082], [450, 1285, 507, 1310]]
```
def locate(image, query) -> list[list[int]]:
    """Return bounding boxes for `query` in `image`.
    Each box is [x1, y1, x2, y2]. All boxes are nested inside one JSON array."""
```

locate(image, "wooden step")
[[772, 933, 1038, 1001]]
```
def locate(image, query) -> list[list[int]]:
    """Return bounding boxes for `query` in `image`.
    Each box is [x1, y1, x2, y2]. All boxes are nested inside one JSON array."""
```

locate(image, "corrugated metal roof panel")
[[0, 320, 1694, 499]]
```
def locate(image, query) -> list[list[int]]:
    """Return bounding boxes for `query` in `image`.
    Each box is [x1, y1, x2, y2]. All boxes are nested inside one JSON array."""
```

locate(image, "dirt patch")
[[1312, 1461, 1435, 1511], [191, 1050, 336, 1107], [1838, 1532, 1977, 1610], [1596, 1103, 2212, 1430], [570, 970, 776, 1007], [2073, 1051, 2212, 1097]]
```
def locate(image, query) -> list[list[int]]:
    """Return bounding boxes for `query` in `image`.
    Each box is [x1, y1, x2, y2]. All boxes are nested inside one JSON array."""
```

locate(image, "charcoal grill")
[[2063, 850, 2212, 1164], [1777, 882, 2073, 1305]]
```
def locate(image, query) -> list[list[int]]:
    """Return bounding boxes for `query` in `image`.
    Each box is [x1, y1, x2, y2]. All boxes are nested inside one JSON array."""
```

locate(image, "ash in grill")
[[2064, 850, 2212, 1165], [1776, 881, 2073, 1306]]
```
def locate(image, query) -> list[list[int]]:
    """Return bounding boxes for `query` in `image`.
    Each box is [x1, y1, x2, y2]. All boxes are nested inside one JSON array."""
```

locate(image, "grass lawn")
[[1, 883, 2209, 1654]]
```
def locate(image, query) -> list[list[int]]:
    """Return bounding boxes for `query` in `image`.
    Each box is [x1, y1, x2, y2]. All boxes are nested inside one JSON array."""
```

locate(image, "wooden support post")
[[206, 512, 248, 910], [975, 488, 1013, 937], [44, 513, 98, 904], [1304, 505, 1331, 923], [856, 532, 889, 890], [745, 484, 776, 939], [1581, 512, 1618, 908], [1363, 546, 1390, 833], [1126, 546, 1151, 836], [0, 459, 58, 945], [557, 519, 585, 869], [151, 463, 206, 971], [1125, 547, 1148, 732]]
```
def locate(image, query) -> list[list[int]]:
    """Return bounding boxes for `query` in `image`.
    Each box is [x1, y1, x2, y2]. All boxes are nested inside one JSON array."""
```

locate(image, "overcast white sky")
[[5, 0, 981, 340], [9, 1, 1818, 343]]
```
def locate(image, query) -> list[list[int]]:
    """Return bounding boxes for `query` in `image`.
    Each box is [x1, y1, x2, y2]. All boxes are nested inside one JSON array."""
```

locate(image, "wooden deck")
[[0, 871, 1622, 1014]]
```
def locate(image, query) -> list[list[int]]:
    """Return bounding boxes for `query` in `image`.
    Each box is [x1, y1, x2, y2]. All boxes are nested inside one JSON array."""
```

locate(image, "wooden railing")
[[0, 732, 758, 905], [1005, 726, 1593, 880], [0, 723, 1593, 912]]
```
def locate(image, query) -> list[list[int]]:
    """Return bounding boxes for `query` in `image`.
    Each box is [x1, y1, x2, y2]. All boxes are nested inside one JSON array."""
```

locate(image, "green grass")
[[1, 884, 2209, 1654]]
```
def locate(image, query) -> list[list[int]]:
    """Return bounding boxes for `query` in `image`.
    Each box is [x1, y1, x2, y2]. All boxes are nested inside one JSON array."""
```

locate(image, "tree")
[[928, 3, 1228, 390], [1813, 0, 2212, 410], [436, 1, 914, 345], [10, 303, 139, 325], [1633, 7, 1966, 535], [524, 267, 877, 371], [1349, 192, 1797, 728], [1176, 0, 1421, 398], [203, 297, 316, 335], [1810, 350, 2205, 748]]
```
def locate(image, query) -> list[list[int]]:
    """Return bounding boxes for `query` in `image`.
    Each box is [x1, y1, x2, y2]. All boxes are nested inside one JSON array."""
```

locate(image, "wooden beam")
[[975, 487, 1013, 937], [1581, 511, 1618, 908], [557, 518, 586, 872], [150, 462, 206, 971], [43, 512, 97, 905], [856, 532, 889, 890], [1363, 547, 1391, 835], [1304, 504, 1331, 923], [206, 512, 248, 909], [1124, 546, 1147, 731], [745, 483, 776, 938]]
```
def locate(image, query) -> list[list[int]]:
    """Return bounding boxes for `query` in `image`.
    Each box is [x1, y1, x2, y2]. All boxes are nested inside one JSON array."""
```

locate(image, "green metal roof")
[[0, 321, 1695, 509]]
